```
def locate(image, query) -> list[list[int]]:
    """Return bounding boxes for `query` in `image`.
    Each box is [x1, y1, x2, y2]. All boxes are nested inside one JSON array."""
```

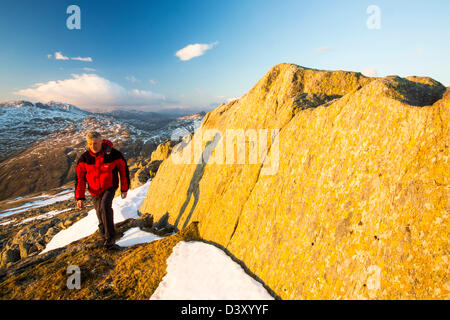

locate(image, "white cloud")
[[317, 46, 332, 53], [13, 73, 166, 110], [71, 56, 93, 62], [175, 41, 219, 61], [216, 96, 239, 104], [83, 67, 96, 72], [149, 79, 157, 85], [226, 97, 239, 103], [50, 51, 92, 62], [126, 75, 139, 83], [362, 67, 377, 77], [413, 47, 424, 54], [54, 51, 69, 60], [163, 105, 189, 110]]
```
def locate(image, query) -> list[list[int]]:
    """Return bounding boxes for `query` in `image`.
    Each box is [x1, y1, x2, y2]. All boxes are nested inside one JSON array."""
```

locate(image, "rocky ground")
[[0, 118, 198, 298], [0, 134, 193, 299], [0, 187, 90, 269], [0, 214, 199, 299]]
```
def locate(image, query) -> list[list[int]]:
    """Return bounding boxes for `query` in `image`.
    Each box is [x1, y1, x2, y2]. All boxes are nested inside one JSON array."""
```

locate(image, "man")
[[75, 131, 130, 250]]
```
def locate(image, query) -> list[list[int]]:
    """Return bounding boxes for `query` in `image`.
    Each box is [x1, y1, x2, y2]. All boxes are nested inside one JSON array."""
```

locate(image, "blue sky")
[[0, 0, 449, 113]]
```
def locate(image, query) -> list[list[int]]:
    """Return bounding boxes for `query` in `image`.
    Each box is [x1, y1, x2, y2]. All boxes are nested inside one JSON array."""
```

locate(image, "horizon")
[[0, 99, 207, 116], [1, 0, 449, 114]]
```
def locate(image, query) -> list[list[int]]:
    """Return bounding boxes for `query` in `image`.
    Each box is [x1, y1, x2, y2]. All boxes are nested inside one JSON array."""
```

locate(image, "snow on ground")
[[0, 190, 74, 218], [0, 220, 14, 226], [16, 208, 72, 225], [40, 180, 151, 254], [116, 227, 162, 247], [150, 241, 274, 300]]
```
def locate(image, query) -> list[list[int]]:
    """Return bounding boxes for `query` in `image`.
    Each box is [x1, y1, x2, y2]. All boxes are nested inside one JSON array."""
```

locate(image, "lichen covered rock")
[[139, 63, 449, 299]]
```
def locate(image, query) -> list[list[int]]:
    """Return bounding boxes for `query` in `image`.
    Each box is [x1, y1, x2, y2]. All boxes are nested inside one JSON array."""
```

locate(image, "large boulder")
[[139, 63, 449, 299]]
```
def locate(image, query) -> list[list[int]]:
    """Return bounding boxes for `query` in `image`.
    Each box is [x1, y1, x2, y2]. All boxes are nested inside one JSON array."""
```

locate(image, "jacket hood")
[[102, 139, 113, 149]]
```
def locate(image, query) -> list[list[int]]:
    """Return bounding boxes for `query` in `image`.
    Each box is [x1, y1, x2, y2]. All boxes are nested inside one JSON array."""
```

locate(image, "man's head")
[[86, 131, 102, 154]]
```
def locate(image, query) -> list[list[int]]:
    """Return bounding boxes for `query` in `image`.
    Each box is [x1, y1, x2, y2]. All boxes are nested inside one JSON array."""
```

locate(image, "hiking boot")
[[93, 239, 106, 248], [105, 243, 122, 251], [103, 239, 120, 250]]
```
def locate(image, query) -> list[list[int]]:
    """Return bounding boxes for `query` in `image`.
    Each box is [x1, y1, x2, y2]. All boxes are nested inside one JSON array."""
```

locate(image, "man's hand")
[[121, 191, 127, 199], [76, 200, 85, 210]]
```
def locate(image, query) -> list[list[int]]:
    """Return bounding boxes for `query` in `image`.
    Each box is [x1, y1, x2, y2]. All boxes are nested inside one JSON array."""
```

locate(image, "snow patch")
[[0, 220, 14, 226], [150, 241, 274, 300], [17, 208, 72, 225], [116, 227, 162, 247], [0, 192, 74, 218]]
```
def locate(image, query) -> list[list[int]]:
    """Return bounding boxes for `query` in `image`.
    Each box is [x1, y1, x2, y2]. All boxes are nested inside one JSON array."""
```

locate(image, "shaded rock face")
[[139, 63, 449, 299]]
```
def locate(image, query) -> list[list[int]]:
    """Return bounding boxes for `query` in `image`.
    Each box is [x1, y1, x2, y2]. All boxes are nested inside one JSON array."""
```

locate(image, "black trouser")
[[92, 187, 116, 245]]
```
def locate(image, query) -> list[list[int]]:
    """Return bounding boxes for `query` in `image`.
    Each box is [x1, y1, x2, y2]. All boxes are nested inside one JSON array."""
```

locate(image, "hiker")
[[74, 131, 130, 250]]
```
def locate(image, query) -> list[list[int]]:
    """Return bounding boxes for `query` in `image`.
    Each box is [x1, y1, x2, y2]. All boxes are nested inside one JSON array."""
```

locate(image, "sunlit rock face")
[[139, 63, 449, 299]]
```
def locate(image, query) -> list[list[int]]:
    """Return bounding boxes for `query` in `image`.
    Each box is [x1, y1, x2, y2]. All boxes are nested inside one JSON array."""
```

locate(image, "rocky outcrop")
[[0, 199, 89, 268], [128, 140, 178, 190], [139, 63, 449, 299], [150, 140, 177, 162]]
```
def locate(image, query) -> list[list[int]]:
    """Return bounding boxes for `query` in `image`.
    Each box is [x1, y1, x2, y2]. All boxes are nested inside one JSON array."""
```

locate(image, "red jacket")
[[75, 139, 130, 200]]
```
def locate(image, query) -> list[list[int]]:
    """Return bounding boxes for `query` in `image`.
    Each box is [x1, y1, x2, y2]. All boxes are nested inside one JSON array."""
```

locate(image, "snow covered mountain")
[[0, 100, 203, 161], [0, 100, 91, 159], [0, 100, 88, 114], [0, 100, 204, 201]]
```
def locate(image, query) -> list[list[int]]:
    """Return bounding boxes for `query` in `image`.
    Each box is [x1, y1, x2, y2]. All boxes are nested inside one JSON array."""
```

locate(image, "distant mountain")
[[0, 100, 204, 162], [0, 99, 204, 200], [0, 116, 146, 201], [176, 111, 206, 120], [101, 109, 169, 120], [154, 108, 209, 118], [98, 109, 174, 133], [97, 108, 203, 143], [0, 100, 93, 159], [45, 101, 90, 115], [98, 108, 207, 120], [0, 100, 90, 115]]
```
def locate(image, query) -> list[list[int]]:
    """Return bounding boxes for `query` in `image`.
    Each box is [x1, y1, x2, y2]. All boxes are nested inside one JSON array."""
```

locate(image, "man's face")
[[87, 137, 102, 153]]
